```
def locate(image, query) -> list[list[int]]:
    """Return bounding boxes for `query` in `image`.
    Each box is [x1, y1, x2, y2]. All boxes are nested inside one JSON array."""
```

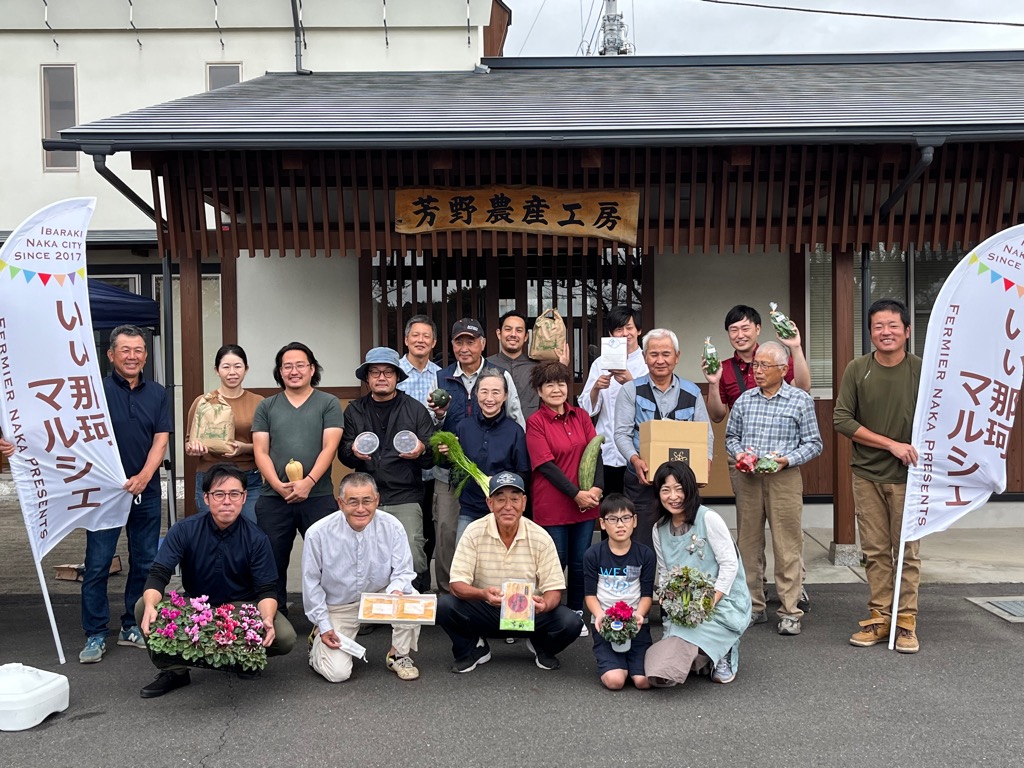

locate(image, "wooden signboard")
[[395, 185, 640, 246]]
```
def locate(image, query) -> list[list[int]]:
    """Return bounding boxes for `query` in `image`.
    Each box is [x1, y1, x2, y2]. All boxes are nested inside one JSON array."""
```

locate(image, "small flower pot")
[[611, 639, 631, 653]]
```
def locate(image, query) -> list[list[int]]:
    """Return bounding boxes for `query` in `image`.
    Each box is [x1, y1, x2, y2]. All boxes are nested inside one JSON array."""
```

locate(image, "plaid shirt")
[[397, 355, 440, 480], [725, 381, 822, 467]]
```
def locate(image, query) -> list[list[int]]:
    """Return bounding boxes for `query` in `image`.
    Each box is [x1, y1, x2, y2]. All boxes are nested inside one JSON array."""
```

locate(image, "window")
[[912, 243, 964, 356], [207, 63, 241, 91], [807, 243, 908, 390], [42, 65, 77, 170]]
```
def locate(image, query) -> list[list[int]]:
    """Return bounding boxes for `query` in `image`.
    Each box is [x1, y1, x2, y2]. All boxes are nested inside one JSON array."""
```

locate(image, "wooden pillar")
[[830, 245, 858, 563], [180, 247, 204, 516]]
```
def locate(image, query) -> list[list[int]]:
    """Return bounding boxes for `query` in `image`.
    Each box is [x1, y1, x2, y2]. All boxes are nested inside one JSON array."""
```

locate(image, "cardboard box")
[[639, 420, 709, 484], [54, 555, 122, 582]]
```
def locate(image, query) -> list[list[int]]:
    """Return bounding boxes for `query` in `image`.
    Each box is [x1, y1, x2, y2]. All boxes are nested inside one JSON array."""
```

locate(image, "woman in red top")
[[526, 362, 604, 633]]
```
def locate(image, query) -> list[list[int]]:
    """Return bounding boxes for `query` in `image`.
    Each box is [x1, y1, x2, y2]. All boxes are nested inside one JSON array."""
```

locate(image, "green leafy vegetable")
[[429, 431, 491, 498]]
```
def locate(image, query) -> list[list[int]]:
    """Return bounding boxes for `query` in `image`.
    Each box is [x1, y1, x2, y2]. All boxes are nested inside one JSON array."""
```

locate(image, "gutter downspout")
[[291, 0, 312, 75], [92, 153, 160, 225], [879, 145, 935, 220]]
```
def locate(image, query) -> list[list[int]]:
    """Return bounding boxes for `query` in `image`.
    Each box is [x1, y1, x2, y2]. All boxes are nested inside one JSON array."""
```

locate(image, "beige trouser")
[[309, 602, 420, 683], [851, 475, 921, 617], [733, 466, 805, 619], [432, 480, 461, 593]]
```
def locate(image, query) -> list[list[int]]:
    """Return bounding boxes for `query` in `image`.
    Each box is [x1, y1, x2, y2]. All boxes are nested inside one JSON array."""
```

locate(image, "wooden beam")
[[831, 246, 856, 548]]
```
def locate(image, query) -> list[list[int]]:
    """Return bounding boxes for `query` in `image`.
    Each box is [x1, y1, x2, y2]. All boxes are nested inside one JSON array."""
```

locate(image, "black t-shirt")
[[368, 395, 399, 437], [583, 539, 656, 611]]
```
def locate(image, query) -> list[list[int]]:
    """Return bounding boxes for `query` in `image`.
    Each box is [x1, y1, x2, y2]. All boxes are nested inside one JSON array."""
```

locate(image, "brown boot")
[[894, 613, 920, 654], [849, 609, 890, 647]]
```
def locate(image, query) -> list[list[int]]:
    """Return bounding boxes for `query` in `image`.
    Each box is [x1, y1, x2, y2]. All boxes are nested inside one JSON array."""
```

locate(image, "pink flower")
[[190, 595, 211, 611], [169, 591, 186, 608]]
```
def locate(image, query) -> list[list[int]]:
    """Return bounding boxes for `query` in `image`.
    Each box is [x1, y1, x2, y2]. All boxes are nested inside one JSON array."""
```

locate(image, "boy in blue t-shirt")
[[583, 494, 656, 690]]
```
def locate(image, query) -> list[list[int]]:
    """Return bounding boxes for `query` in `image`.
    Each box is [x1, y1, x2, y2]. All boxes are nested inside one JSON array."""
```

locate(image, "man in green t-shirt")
[[834, 299, 922, 653], [252, 342, 344, 613]]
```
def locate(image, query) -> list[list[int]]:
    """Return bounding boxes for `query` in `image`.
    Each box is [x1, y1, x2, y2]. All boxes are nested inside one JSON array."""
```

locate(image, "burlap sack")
[[528, 308, 566, 361], [189, 391, 235, 455]]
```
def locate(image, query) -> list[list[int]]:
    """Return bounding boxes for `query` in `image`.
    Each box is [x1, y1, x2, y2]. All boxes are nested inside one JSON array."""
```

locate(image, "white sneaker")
[[574, 610, 589, 637]]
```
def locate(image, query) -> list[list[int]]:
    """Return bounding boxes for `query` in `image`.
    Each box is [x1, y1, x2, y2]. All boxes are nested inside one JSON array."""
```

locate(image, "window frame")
[[41, 64, 79, 172], [206, 62, 242, 91]]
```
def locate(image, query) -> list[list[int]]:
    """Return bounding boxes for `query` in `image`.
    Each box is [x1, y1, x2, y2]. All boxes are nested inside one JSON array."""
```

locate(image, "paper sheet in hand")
[[600, 337, 628, 370]]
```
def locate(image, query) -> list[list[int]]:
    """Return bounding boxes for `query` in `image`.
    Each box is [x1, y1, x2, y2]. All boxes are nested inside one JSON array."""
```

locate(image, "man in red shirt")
[[703, 304, 812, 620]]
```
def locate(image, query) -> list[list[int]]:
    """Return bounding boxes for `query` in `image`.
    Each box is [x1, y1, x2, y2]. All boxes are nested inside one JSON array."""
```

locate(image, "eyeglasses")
[[749, 361, 785, 370], [604, 514, 636, 525], [207, 490, 245, 501], [367, 368, 397, 379], [280, 363, 310, 372]]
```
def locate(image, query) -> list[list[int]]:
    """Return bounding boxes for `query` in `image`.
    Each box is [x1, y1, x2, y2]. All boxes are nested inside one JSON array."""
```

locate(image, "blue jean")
[[81, 489, 162, 638], [194, 468, 262, 523], [456, 514, 478, 545], [543, 519, 598, 611]]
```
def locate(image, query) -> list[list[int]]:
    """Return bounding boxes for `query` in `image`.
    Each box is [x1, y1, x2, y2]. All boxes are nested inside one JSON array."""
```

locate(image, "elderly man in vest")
[[613, 328, 714, 549]]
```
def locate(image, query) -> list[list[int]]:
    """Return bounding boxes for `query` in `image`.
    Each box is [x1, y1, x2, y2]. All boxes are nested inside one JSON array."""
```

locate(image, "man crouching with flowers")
[[137, 463, 296, 698]]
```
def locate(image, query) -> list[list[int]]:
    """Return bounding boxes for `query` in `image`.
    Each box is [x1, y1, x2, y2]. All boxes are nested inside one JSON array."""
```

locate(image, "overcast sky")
[[503, 1, 1024, 57]]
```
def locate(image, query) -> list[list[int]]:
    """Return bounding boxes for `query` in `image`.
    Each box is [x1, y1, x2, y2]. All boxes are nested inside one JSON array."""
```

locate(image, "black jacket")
[[338, 390, 435, 506]]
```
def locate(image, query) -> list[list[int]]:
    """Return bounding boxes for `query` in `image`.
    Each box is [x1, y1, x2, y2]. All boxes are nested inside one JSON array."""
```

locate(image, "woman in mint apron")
[[645, 461, 751, 686]]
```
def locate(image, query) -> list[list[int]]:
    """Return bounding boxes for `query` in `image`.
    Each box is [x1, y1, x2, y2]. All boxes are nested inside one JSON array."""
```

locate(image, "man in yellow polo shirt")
[[437, 472, 584, 672]]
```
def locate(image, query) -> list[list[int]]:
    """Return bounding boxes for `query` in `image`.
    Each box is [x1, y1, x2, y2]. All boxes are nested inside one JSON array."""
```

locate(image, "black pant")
[[414, 479, 436, 592], [623, 470, 659, 551], [436, 593, 584, 661], [255, 494, 337, 611], [603, 464, 627, 497]]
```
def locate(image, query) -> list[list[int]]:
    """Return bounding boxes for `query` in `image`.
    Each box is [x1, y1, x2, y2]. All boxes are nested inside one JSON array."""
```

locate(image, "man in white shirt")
[[302, 473, 421, 683], [578, 306, 648, 497]]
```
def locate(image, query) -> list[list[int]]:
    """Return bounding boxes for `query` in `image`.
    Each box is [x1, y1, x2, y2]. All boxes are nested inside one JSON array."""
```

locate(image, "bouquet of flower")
[[146, 591, 268, 672], [598, 601, 640, 646], [655, 566, 717, 627]]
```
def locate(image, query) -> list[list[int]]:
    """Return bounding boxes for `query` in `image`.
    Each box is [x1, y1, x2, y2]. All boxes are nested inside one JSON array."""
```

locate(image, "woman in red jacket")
[[526, 361, 604, 636]]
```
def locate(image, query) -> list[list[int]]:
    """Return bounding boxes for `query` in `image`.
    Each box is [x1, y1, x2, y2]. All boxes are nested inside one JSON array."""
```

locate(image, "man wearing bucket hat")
[[339, 347, 435, 579], [436, 471, 584, 673]]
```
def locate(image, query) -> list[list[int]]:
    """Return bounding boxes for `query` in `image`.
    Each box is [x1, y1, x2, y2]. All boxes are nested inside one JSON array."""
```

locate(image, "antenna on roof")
[[598, 1, 635, 56]]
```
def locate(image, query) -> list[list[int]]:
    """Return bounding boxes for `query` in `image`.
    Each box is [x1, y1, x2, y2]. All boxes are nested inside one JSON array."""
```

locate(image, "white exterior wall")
[[1, 0, 492, 232], [653, 247, 791, 381], [235, 254, 362, 389]]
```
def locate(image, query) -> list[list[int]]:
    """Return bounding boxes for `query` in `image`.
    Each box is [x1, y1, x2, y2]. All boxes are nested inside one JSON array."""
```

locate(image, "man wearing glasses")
[[136, 463, 296, 698], [339, 347, 435, 585], [725, 341, 822, 636], [252, 342, 344, 613]]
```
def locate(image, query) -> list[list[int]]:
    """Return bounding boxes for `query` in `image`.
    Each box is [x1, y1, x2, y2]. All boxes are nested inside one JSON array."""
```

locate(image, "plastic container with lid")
[[392, 430, 419, 454], [353, 431, 380, 455]]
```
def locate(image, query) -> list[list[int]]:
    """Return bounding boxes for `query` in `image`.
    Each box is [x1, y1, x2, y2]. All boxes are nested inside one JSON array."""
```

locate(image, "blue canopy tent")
[[87, 279, 160, 329]]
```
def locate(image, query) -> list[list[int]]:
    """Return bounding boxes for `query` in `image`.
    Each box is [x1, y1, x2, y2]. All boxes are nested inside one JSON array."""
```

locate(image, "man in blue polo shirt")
[[80, 325, 172, 664], [137, 463, 295, 698]]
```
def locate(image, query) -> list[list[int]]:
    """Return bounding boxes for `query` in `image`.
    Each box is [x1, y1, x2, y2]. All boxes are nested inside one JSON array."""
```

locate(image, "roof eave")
[[44, 126, 1024, 154]]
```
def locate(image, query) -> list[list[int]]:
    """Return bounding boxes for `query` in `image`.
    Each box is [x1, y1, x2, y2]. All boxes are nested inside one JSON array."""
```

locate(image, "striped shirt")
[[724, 381, 823, 467], [450, 514, 565, 593]]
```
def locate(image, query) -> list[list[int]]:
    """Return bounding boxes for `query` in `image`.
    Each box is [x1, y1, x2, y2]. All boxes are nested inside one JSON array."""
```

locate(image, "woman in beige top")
[[185, 344, 264, 521]]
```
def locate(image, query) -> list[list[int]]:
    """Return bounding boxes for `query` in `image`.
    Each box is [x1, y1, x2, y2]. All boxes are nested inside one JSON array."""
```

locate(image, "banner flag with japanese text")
[[0, 198, 131, 561], [902, 223, 1024, 542]]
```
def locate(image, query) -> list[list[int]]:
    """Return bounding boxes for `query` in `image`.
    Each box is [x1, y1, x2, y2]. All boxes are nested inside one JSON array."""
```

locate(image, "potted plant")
[[597, 601, 640, 652]]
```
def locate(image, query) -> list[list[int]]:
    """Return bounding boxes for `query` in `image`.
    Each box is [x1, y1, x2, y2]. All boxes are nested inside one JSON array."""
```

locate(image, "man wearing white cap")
[[339, 347, 435, 578]]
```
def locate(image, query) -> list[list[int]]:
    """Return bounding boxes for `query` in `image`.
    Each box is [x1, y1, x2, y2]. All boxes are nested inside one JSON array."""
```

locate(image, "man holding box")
[[613, 328, 714, 550], [726, 341, 822, 636], [302, 473, 421, 683], [436, 472, 583, 673]]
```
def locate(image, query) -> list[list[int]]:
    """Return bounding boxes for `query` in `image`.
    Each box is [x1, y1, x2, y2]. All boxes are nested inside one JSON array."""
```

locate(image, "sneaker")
[[79, 634, 106, 664], [525, 639, 560, 670], [140, 670, 191, 699], [797, 587, 811, 612], [118, 625, 147, 649], [778, 616, 802, 635], [450, 638, 491, 674], [387, 653, 421, 681], [357, 623, 376, 636], [505, 637, 517, 644], [749, 611, 768, 625], [574, 610, 589, 637], [307, 627, 318, 648], [849, 610, 891, 647], [712, 653, 736, 684]]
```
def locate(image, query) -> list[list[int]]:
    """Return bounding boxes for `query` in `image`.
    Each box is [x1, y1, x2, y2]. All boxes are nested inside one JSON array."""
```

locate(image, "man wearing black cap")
[[436, 471, 583, 673], [339, 347, 435, 580], [430, 318, 525, 593]]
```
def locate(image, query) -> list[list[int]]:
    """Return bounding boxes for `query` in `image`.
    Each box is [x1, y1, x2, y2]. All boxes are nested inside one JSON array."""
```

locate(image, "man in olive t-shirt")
[[834, 299, 922, 653], [252, 342, 344, 613]]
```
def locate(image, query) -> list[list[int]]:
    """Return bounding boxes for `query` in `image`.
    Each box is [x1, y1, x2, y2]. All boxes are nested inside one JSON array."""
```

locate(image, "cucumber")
[[578, 435, 605, 490]]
